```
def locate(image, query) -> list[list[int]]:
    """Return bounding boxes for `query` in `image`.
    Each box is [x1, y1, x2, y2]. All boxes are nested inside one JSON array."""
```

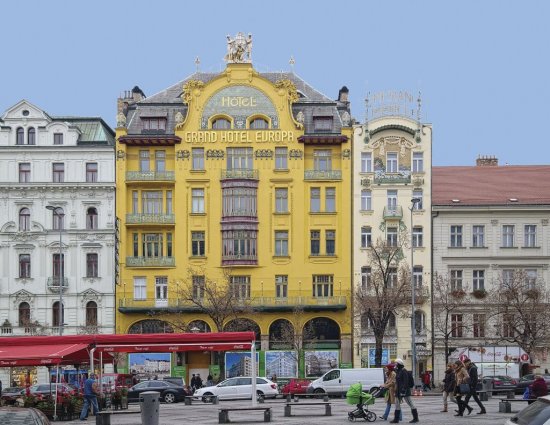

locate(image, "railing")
[[304, 170, 342, 180], [47, 277, 69, 293], [383, 206, 403, 219], [125, 171, 175, 181], [374, 172, 411, 184], [125, 256, 175, 267], [407, 286, 430, 302], [126, 213, 175, 224], [0, 325, 110, 337], [221, 169, 259, 180]]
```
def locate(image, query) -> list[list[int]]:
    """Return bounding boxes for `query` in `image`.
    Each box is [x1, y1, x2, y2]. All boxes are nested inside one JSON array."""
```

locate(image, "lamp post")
[[46, 206, 64, 336], [409, 197, 421, 383]]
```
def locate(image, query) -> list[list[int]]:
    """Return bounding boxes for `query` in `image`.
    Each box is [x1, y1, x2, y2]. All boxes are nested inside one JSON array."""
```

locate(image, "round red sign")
[[520, 353, 529, 362]]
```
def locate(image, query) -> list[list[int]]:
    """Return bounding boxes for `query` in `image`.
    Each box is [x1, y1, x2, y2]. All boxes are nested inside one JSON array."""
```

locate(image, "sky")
[[1, 0, 548, 166]]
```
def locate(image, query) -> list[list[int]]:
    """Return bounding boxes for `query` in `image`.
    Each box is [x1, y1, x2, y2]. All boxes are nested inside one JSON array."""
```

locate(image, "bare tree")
[[493, 269, 550, 363], [355, 235, 415, 367], [269, 307, 316, 364]]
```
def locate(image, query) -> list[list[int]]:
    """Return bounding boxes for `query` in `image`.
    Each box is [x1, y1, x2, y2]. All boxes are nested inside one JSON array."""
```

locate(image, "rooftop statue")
[[225, 32, 252, 64]]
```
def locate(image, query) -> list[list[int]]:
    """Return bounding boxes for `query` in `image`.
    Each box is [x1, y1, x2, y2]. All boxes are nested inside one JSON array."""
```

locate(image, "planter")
[[471, 290, 487, 299], [450, 290, 466, 298]]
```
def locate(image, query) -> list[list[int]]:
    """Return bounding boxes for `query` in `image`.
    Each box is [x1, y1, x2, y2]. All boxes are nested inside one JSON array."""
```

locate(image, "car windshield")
[[510, 399, 550, 425]]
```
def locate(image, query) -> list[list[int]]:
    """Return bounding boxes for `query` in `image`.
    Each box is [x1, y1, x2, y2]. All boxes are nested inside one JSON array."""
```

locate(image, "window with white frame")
[[361, 152, 372, 172], [502, 225, 515, 247], [450, 270, 463, 291], [361, 226, 372, 248], [473, 270, 485, 291], [226, 147, 253, 170], [192, 188, 205, 213], [524, 225, 537, 247], [450, 225, 463, 247], [386, 152, 398, 173], [361, 190, 372, 210], [387, 227, 398, 247], [310, 230, 320, 255], [472, 225, 485, 247], [502, 314, 515, 338], [134, 277, 146, 300], [326, 230, 336, 255], [142, 191, 162, 214], [142, 233, 163, 257], [139, 150, 150, 171], [155, 151, 166, 172], [166, 191, 172, 214], [361, 266, 371, 291], [525, 269, 537, 289], [413, 266, 423, 288], [313, 149, 332, 171], [312, 275, 333, 297], [412, 190, 423, 210], [473, 313, 486, 337], [412, 152, 424, 173], [191, 231, 205, 257], [275, 188, 288, 213], [451, 314, 464, 337], [132, 191, 139, 213], [274, 231, 289, 256], [192, 275, 205, 299], [275, 147, 288, 170], [310, 188, 320, 212], [387, 190, 398, 211], [412, 226, 423, 247], [275, 275, 288, 299], [387, 268, 397, 288], [230, 276, 250, 299], [192, 148, 204, 170], [325, 187, 336, 212], [502, 269, 514, 286], [155, 276, 168, 301]]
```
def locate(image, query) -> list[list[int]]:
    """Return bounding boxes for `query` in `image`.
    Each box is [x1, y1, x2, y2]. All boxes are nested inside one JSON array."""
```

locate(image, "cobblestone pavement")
[[66, 394, 520, 424]]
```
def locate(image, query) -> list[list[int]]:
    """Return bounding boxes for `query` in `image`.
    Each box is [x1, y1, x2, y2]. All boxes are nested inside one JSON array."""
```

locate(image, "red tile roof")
[[432, 165, 550, 206]]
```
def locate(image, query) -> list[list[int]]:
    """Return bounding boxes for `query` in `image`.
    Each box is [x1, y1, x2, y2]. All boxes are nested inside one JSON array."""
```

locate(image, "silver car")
[[194, 377, 278, 401], [505, 395, 550, 425]]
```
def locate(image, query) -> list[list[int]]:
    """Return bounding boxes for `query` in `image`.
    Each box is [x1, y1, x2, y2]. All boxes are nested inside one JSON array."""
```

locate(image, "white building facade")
[[0, 100, 115, 383]]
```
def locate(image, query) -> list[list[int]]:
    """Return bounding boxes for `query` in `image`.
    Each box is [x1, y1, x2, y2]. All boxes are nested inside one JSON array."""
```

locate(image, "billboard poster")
[[128, 353, 171, 381], [265, 351, 298, 378], [368, 349, 389, 367], [304, 350, 339, 377], [225, 352, 260, 378]]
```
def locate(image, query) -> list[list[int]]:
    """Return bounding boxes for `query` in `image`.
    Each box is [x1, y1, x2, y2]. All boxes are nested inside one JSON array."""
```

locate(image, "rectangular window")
[[412, 226, 423, 247], [310, 188, 320, 212], [525, 269, 537, 289], [166, 191, 173, 214], [133, 233, 139, 256], [192, 188, 205, 213], [275, 188, 288, 213], [142, 191, 162, 214], [155, 150, 166, 172], [52, 163, 64, 183], [310, 230, 320, 255], [412, 152, 424, 173], [473, 314, 486, 338], [503, 314, 515, 338], [387, 268, 397, 288], [412, 190, 423, 210], [192, 275, 205, 300], [473, 270, 485, 291], [361, 226, 372, 248], [387, 190, 398, 211], [502, 269, 514, 286], [450, 225, 463, 247], [139, 150, 150, 172], [387, 226, 398, 247], [413, 266, 423, 288], [361, 190, 372, 210], [52, 253, 65, 278], [451, 314, 463, 338], [19, 254, 31, 278], [313, 149, 332, 171], [166, 233, 172, 257], [230, 276, 250, 299], [53, 133, 64, 145], [361, 152, 372, 172], [312, 275, 333, 297], [86, 163, 98, 182], [361, 266, 371, 291], [275, 275, 288, 299], [472, 225, 485, 247], [326, 230, 336, 255], [192, 148, 205, 170], [132, 191, 139, 213], [386, 152, 398, 173], [142, 233, 163, 257], [52, 209, 65, 230], [313, 117, 333, 132], [221, 230, 257, 261], [227, 147, 253, 170], [86, 253, 98, 278], [502, 225, 515, 247], [133, 277, 146, 300], [191, 231, 205, 257], [142, 117, 167, 132], [275, 147, 288, 170], [19, 163, 31, 183], [325, 187, 336, 212], [524, 225, 537, 247], [274, 231, 289, 256], [450, 270, 463, 291], [155, 276, 168, 301]]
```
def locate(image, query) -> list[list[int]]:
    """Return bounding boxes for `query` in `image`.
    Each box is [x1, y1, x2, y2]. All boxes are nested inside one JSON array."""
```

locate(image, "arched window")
[[249, 118, 268, 129], [19, 208, 30, 231], [52, 208, 64, 230], [268, 319, 293, 349], [211, 118, 231, 130], [52, 301, 64, 327], [187, 320, 211, 333], [414, 310, 426, 334], [16, 127, 24, 145], [128, 319, 173, 334], [27, 128, 36, 145], [18, 302, 31, 327], [86, 207, 98, 230], [86, 301, 97, 326]]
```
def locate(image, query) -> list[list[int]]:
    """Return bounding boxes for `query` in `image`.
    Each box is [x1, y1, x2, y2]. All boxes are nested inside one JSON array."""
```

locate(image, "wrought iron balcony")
[[126, 213, 175, 225], [304, 170, 342, 180], [221, 254, 258, 266], [383, 206, 403, 219], [125, 256, 175, 267], [221, 169, 259, 180], [407, 286, 430, 303], [47, 277, 69, 293], [126, 171, 175, 181]]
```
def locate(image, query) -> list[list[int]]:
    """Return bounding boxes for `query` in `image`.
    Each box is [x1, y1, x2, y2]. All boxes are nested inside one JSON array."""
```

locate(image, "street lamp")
[[409, 197, 421, 383], [46, 205, 64, 336]]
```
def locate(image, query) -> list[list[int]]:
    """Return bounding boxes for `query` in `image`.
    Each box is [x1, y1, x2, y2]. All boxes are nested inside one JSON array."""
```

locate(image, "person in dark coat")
[[529, 375, 548, 404], [441, 363, 457, 412], [462, 358, 486, 415], [390, 358, 419, 423], [190, 374, 197, 391]]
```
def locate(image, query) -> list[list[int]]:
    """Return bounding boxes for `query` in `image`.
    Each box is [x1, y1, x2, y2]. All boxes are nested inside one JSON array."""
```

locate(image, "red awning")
[[0, 343, 91, 367], [96, 342, 252, 353]]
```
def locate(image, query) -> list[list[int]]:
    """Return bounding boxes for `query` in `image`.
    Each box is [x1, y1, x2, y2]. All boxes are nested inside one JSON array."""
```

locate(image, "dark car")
[[1, 387, 24, 405], [280, 379, 311, 396], [0, 406, 51, 424], [515, 374, 550, 394], [162, 377, 185, 387], [481, 375, 517, 391], [505, 395, 550, 425], [127, 380, 186, 404]]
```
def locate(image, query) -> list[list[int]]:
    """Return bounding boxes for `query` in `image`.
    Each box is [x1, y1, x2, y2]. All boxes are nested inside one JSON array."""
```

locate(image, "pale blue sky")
[[1, 0, 548, 165]]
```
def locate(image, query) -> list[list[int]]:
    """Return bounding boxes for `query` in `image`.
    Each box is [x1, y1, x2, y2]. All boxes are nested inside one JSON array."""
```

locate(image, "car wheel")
[[163, 392, 176, 404], [313, 388, 325, 399], [202, 392, 214, 403], [256, 390, 264, 400]]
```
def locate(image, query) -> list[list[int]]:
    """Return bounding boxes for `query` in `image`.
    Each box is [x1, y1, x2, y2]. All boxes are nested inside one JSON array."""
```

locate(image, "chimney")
[[132, 86, 146, 102], [476, 155, 498, 167], [338, 86, 349, 103]]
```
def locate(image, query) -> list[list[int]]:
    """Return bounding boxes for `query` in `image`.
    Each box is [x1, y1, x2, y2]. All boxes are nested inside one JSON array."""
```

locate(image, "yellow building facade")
[[115, 44, 353, 378]]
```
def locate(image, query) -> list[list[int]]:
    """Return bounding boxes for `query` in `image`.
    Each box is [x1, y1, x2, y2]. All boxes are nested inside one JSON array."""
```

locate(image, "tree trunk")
[[374, 334, 384, 367]]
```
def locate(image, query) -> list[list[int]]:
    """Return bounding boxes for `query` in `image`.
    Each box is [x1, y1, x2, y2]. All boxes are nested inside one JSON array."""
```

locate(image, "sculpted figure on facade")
[[225, 32, 252, 63], [116, 112, 126, 128]]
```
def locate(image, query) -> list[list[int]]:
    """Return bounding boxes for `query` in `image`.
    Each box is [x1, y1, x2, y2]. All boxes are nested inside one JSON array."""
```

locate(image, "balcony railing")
[[126, 171, 175, 181], [304, 170, 342, 180], [125, 256, 175, 267], [383, 206, 403, 219], [221, 254, 258, 265], [47, 277, 69, 293], [221, 169, 259, 180], [126, 213, 175, 224]]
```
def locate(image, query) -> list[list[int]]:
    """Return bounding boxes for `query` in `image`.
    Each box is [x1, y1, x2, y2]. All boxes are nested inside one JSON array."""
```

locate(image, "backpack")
[[408, 371, 415, 388]]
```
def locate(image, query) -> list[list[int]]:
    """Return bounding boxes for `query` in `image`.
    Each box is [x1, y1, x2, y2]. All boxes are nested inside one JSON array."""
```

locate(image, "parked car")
[[515, 374, 550, 394], [194, 377, 278, 401], [27, 383, 77, 397], [307, 368, 385, 396], [505, 394, 550, 425], [0, 387, 24, 405], [481, 375, 517, 391], [162, 376, 185, 387], [0, 406, 50, 425], [100, 373, 133, 391], [280, 379, 311, 396], [127, 380, 186, 404]]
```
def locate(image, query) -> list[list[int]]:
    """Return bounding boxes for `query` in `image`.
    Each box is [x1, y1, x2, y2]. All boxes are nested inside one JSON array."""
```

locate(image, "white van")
[[307, 368, 385, 396]]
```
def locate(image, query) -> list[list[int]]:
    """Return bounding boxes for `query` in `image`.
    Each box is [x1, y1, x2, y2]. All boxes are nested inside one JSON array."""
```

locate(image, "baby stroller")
[[346, 383, 377, 422]]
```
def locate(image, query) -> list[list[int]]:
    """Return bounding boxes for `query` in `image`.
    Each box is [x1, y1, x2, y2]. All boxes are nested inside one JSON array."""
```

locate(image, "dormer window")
[[142, 117, 167, 133], [54, 133, 63, 145], [212, 118, 231, 130], [313, 116, 333, 133], [27, 128, 35, 145]]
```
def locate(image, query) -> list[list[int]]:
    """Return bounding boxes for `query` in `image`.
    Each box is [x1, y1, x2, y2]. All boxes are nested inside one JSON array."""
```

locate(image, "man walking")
[[391, 358, 419, 423], [462, 358, 486, 415], [80, 373, 100, 421]]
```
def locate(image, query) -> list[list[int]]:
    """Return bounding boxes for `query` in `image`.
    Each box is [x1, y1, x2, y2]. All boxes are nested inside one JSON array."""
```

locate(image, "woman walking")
[[441, 363, 457, 412], [380, 363, 401, 421], [453, 360, 472, 416]]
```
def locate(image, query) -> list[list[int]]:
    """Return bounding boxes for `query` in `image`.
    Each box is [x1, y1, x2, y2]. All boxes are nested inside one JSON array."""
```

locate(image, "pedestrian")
[[206, 374, 214, 386], [391, 358, 418, 423], [461, 358, 486, 415], [196, 373, 203, 389], [79, 373, 100, 421], [380, 363, 401, 421], [421, 371, 431, 392], [453, 360, 471, 416], [528, 375, 548, 404], [190, 374, 196, 391], [441, 363, 457, 412]]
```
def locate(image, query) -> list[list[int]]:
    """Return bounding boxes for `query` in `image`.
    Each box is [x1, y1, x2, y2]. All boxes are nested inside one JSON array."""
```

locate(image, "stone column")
[[261, 334, 269, 352], [340, 334, 352, 364]]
